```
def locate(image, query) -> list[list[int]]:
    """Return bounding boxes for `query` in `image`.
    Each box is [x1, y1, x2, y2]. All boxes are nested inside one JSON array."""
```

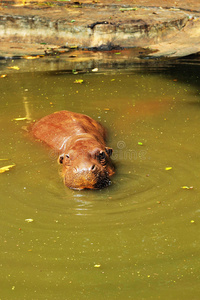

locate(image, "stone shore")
[[0, 0, 200, 58]]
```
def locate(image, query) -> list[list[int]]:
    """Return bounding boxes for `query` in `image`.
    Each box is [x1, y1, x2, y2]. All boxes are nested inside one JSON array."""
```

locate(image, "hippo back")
[[32, 110, 106, 152]]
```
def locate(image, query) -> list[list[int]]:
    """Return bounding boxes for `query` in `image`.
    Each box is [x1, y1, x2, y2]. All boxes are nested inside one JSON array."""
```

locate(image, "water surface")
[[0, 57, 200, 299]]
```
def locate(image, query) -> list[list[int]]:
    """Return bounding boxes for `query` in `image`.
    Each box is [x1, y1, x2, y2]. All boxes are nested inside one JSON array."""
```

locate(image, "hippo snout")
[[64, 161, 110, 190], [73, 161, 98, 174]]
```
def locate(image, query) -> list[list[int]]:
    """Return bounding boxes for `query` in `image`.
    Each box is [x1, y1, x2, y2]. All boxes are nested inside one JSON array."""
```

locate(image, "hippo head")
[[58, 143, 115, 190]]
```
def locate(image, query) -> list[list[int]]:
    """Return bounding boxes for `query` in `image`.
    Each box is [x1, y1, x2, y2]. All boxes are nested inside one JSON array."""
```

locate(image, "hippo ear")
[[58, 154, 64, 164], [105, 147, 113, 157]]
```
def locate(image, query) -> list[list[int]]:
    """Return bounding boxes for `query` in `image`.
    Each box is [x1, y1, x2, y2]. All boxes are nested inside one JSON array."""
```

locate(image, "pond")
[[0, 54, 200, 299]]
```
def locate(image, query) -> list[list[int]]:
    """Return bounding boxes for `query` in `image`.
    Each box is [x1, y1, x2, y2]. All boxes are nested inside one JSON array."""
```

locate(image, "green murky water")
[[1, 56, 200, 299]]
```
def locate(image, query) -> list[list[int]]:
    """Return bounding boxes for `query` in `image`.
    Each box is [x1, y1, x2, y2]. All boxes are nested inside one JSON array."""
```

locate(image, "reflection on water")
[[0, 58, 200, 300], [71, 193, 94, 216]]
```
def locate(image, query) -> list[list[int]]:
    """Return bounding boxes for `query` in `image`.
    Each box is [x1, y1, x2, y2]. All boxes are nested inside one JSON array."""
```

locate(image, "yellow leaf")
[[0, 158, 9, 161], [181, 186, 193, 190], [165, 167, 172, 171], [0, 164, 16, 174], [13, 117, 27, 121], [74, 79, 83, 84], [25, 219, 34, 223], [94, 264, 101, 268], [182, 186, 190, 189], [23, 55, 40, 60], [7, 66, 20, 70]]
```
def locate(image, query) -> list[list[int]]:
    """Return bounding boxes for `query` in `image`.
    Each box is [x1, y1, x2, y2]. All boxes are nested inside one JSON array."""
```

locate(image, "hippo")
[[31, 110, 115, 190]]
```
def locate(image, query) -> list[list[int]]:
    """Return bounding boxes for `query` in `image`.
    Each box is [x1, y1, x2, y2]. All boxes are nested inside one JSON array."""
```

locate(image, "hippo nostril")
[[91, 164, 96, 171]]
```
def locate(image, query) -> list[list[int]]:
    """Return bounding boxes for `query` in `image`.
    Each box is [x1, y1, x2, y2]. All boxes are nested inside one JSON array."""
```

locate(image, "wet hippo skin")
[[32, 111, 115, 190]]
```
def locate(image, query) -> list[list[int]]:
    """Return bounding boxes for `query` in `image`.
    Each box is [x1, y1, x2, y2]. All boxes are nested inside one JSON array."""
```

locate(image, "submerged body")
[[32, 110, 115, 190]]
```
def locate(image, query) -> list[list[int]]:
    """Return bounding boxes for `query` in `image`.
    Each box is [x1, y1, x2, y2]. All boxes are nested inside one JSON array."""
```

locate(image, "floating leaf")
[[25, 219, 34, 223], [0, 164, 15, 174], [165, 167, 172, 171], [74, 79, 84, 84], [191, 220, 195, 223], [115, 52, 121, 55], [181, 186, 193, 190], [138, 142, 143, 146], [182, 186, 189, 189], [94, 264, 101, 268], [72, 69, 78, 75], [0, 158, 9, 161], [92, 68, 98, 72], [7, 66, 20, 70], [71, 20, 76, 23], [13, 117, 27, 121], [1, 74, 7, 78], [23, 55, 40, 60]]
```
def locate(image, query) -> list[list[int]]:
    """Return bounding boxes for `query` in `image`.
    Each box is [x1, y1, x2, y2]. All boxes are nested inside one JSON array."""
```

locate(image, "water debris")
[[0, 164, 15, 174], [181, 186, 193, 190], [0, 74, 7, 78], [13, 117, 28, 121], [74, 79, 84, 84], [25, 219, 34, 223], [165, 167, 172, 170], [72, 69, 78, 75], [7, 66, 20, 70], [94, 264, 101, 268], [92, 68, 98, 72], [23, 55, 40, 60], [138, 142, 143, 146]]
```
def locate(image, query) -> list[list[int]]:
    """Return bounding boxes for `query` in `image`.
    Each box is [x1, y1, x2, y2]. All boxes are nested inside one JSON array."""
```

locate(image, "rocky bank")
[[0, 0, 200, 59]]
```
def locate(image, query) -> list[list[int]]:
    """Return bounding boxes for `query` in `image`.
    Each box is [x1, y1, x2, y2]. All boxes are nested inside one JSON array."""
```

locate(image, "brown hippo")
[[31, 110, 115, 190]]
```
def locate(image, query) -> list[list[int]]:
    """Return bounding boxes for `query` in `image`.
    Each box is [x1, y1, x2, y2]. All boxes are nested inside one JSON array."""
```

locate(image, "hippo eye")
[[66, 154, 70, 159], [98, 151, 106, 161], [59, 154, 64, 164]]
